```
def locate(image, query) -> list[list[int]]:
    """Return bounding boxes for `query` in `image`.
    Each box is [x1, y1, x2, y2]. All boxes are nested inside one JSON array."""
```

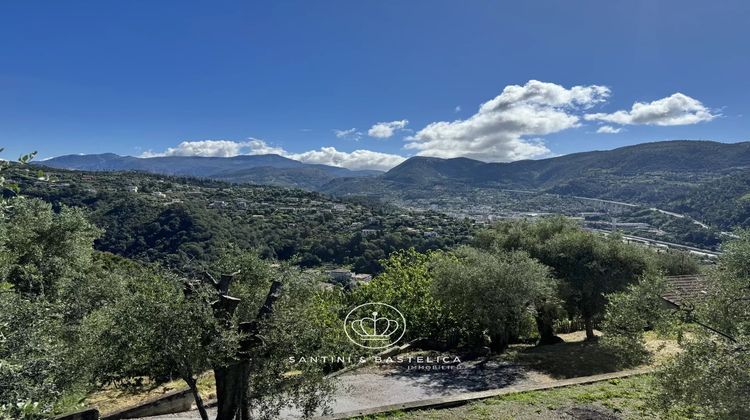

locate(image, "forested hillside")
[[7, 165, 474, 273]]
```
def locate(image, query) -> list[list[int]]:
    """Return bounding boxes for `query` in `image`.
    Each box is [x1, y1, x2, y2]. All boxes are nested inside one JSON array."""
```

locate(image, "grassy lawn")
[[362, 374, 661, 420], [497, 331, 678, 380]]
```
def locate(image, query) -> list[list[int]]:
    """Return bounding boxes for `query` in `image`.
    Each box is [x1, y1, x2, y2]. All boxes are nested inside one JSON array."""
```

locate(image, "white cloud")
[[596, 125, 622, 134], [333, 128, 362, 139], [289, 147, 406, 171], [454, 105, 461, 113], [140, 139, 285, 158], [245, 139, 287, 155], [405, 80, 610, 161], [136, 85, 718, 171], [584, 93, 716, 126], [333, 128, 363, 140], [368, 120, 409, 139], [140, 139, 404, 171]]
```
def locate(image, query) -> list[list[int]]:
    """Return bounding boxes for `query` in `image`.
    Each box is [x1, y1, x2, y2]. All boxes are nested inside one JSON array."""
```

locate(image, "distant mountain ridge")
[[323, 140, 750, 193], [379, 140, 750, 188], [41, 141, 750, 209], [41, 153, 381, 189], [320, 141, 750, 220]]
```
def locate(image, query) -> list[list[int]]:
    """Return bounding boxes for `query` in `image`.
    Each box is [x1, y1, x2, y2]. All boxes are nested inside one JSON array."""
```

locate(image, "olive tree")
[[208, 253, 337, 420], [431, 247, 556, 352], [79, 269, 234, 420], [599, 270, 670, 365], [543, 230, 652, 339], [473, 218, 575, 343], [478, 218, 653, 341], [0, 194, 101, 419]]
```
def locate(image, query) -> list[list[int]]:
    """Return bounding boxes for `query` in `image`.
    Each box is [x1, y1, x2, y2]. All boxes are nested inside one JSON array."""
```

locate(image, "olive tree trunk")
[[212, 276, 283, 420]]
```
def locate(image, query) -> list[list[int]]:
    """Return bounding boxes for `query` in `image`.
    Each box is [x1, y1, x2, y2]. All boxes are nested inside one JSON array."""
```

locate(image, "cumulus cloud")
[[141, 140, 247, 157], [245, 139, 287, 155], [140, 139, 404, 171], [289, 147, 406, 171], [405, 80, 610, 161], [141, 139, 286, 158], [596, 125, 622, 134], [368, 120, 409, 139], [585, 93, 716, 126], [138, 85, 718, 170]]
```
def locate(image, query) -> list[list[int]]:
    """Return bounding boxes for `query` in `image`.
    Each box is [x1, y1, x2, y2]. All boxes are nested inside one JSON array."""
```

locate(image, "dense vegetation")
[[0, 196, 352, 419], [7, 165, 474, 273]]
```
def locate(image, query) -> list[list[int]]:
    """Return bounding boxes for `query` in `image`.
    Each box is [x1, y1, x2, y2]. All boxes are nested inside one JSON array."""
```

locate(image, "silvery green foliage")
[[0, 149, 99, 419], [600, 271, 671, 366], [0, 294, 69, 419], [431, 246, 555, 351], [78, 270, 239, 390], [212, 253, 337, 418]]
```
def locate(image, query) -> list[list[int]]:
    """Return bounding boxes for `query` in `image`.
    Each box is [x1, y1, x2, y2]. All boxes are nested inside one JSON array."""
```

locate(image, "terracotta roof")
[[661, 275, 708, 308]]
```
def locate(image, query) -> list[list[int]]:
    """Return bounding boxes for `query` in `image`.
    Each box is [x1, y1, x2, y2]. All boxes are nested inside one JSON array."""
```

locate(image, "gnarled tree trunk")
[[213, 277, 283, 420]]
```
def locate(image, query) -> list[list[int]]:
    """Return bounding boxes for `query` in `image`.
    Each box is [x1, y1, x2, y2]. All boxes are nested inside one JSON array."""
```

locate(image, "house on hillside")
[[661, 275, 708, 311], [661, 274, 740, 341]]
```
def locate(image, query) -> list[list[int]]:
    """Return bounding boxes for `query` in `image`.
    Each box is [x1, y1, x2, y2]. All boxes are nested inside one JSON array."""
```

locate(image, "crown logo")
[[344, 302, 406, 349], [350, 311, 400, 341]]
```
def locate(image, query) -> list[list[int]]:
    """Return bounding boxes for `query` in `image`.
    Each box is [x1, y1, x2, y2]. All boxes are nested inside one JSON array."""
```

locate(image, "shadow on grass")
[[504, 339, 638, 379]]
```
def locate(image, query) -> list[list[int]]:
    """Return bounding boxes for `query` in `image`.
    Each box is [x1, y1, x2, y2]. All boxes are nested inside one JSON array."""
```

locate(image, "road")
[[138, 358, 551, 419]]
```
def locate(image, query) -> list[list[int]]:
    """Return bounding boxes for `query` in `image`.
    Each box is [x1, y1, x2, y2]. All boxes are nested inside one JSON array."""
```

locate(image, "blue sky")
[[1, 1, 748, 170]]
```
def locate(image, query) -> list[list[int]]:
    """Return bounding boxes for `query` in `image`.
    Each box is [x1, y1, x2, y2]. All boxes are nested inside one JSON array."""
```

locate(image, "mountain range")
[[41, 140, 750, 207], [321, 140, 750, 230], [325, 140, 750, 191], [40, 153, 380, 190]]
